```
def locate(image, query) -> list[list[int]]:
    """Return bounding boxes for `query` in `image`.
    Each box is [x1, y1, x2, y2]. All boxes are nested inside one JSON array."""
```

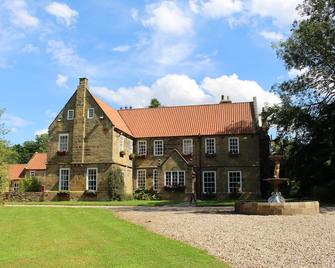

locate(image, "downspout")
[[197, 133, 202, 199]]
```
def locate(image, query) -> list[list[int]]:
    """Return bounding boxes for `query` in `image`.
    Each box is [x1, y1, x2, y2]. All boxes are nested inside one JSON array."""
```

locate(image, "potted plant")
[[119, 150, 125, 157], [84, 190, 97, 196], [129, 153, 135, 160]]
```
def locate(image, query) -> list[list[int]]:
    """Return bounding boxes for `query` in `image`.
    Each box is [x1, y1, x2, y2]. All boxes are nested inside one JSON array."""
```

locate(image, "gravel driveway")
[[111, 205, 335, 268]]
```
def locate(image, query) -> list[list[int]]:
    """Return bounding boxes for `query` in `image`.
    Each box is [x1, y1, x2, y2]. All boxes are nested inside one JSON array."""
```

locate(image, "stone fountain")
[[234, 154, 320, 215], [263, 155, 288, 203]]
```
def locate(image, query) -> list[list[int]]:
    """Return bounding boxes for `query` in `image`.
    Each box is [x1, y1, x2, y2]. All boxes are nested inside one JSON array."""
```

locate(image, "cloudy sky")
[[1, 0, 302, 144]]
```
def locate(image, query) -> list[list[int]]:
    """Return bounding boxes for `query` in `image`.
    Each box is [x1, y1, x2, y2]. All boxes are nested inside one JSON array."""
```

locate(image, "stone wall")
[[4, 191, 110, 202]]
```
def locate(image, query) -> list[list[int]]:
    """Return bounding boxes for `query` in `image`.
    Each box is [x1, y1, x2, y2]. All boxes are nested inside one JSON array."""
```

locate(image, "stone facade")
[[43, 78, 268, 201]]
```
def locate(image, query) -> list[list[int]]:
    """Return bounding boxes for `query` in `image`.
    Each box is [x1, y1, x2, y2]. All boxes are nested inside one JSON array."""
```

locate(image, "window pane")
[[205, 138, 215, 154], [229, 171, 242, 192], [183, 139, 193, 154], [137, 141, 147, 155], [153, 169, 158, 191], [137, 170, 146, 189], [229, 138, 239, 154], [203, 171, 216, 193], [87, 168, 97, 191], [154, 140, 163, 156]]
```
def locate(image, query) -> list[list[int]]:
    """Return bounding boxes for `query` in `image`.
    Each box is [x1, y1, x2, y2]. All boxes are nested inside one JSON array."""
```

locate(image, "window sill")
[[57, 151, 67, 156], [84, 190, 97, 196], [205, 153, 216, 158], [229, 152, 240, 157]]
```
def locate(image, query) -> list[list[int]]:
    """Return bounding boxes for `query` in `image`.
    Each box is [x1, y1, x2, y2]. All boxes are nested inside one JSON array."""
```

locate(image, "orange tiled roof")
[[117, 102, 256, 138], [8, 164, 26, 181], [93, 96, 133, 136], [26, 152, 47, 170]]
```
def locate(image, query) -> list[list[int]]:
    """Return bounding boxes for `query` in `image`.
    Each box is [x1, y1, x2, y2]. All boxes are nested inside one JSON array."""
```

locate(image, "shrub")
[[108, 167, 125, 200], [0, 164, 9, 204], [21, 176, 41, 192], [133, 189, 160, 200]]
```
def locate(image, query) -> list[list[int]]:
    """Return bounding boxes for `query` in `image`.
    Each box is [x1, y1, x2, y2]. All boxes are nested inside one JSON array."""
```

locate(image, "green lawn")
[[6, 200, 180, 206], [0, 207, 228, 268]]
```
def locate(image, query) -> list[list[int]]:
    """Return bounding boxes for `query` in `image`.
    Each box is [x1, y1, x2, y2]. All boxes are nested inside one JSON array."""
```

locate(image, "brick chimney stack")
[[72, 78, 88, 163], [219, 95, 232, 104]]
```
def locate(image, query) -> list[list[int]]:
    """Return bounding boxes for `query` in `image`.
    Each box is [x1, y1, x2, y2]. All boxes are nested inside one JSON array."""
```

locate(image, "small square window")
[[87, 108, 94, 119], [67, 109, 74, 120], [30, 170, 36, 177]]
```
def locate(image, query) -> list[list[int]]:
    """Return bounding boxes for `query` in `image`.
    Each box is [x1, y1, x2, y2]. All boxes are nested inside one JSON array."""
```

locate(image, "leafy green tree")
[[0, 109, 11, 203], [149, 98, 161, 108], [12, 133, 48, 163], [265, 0, 335, 198], [108, 167, 125, 200], [21, 176, 41, 192]]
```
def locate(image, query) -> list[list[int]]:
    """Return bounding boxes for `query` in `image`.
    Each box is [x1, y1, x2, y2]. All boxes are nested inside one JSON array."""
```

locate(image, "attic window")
[[67, 110, 74, 120], [87, 108, 94, 119]]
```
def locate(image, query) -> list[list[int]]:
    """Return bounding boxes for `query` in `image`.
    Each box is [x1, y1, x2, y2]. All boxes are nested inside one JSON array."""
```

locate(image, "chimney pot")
[[221, 95, 224, 100]]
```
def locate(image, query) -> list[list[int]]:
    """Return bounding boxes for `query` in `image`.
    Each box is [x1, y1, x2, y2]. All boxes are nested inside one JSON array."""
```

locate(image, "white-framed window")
[[86, 168, 98, 191], [137, 169, 146, 189], [30, 170, 36, 177], [12, 181, 19, 192], [228, 137, 240, 154], [128, 139, 133, 154], [58, 133, 69, 152], [59, 168, 70, 191], [205, 138, 216, 154], [67, 109, 74, 120], [183, 139, 193, 155], [228, 171, 242, 193], [164, 171, 185, 186], [153, 169, 158, 191], [154, 140, 164, 156], [119, 134, 125, 152], [137, 140, 147, 155], [203, 171, 216, 193], [87, 108, 94, 119]]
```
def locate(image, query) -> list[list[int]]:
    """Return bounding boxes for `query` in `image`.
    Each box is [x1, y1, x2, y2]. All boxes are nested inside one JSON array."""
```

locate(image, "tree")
[[108, 167, 125, 200], [0, 109, 11, 203], [265, 0, 335, 199], [149, 98, 161, 108], [12, 133, 48, 163]]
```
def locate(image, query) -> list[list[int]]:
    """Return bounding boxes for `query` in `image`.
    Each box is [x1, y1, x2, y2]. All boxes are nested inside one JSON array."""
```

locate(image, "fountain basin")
[[235, 201, 319, 215]]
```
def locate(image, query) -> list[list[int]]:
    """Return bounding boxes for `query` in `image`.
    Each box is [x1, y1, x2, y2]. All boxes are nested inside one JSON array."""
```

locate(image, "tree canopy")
[[265, 0, 335, 199], [12, 133, 48, 163], [149, 98, 161, 108]]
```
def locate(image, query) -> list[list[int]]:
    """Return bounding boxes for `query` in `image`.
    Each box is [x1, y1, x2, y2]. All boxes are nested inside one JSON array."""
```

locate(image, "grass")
[[0, 207, 228, 268], [195, 199, 235, 207], [6, 200, 181, 206]]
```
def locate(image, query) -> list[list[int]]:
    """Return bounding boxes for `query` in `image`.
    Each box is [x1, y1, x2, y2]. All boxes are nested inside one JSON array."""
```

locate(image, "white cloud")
[[189, 0, 243, 18], [46, 40, 95, 76], [201, 74, 280, 111], [34, 129, 48, 136], [112, 45, 130, 52], [20, 43, 39, 53], [45, 2, 78, 26], [250, 0, 302, 27], [260, 30, 285, 42], [143, 1, 192, 36], [92, 73, 279, 111], [288, 67, 309, 78], [130, 8, 139, 21], [4, 0, 39, 28], [56, 74, 68, 88], [3, 114, 32, 127]]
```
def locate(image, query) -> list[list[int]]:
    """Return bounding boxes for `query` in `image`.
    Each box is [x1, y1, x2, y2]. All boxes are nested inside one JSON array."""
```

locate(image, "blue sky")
[[1, 0, 302, 144]]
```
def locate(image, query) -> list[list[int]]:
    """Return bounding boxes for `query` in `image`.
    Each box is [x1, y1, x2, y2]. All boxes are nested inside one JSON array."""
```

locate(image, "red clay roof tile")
[[8, 164, 26, 180], [26, 152, 47, 170], [117, 102, 256, 138]]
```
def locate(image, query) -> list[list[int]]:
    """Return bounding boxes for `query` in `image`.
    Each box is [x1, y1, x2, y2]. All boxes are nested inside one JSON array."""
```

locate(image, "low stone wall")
[[4, 191, 110, 202], [235, 201, 320, 215]]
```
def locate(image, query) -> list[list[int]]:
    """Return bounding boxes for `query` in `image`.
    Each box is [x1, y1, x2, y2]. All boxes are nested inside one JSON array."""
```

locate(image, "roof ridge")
[[117, 101, 253, 111]]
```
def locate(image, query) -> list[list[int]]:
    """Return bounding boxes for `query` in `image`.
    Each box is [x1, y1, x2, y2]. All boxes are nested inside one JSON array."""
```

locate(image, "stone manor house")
[[41, 78, 269, 200]]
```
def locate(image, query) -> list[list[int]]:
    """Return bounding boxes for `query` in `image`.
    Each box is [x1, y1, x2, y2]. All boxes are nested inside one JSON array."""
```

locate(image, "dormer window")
[[67, 109, 74, 120], [87, 108, 94, 119]]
